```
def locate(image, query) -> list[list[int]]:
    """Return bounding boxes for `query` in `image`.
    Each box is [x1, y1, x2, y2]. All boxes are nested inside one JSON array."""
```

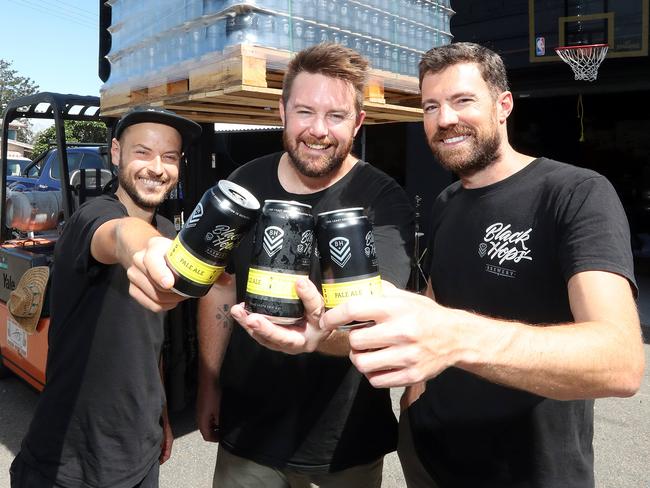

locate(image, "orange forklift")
[[0, 92, 111, 389]]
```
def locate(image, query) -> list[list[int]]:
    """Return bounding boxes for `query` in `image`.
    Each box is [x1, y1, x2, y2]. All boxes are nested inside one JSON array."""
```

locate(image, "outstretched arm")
[[91, 217, 183, 312], [321, 272, 644, 400]]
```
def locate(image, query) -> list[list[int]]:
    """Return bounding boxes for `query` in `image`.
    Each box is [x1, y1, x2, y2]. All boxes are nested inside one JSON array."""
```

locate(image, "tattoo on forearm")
[[215, 305, 233, 329]]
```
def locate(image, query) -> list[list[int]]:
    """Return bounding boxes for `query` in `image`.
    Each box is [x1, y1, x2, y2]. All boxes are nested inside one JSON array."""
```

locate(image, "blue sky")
[[0, 0, 102, 97]]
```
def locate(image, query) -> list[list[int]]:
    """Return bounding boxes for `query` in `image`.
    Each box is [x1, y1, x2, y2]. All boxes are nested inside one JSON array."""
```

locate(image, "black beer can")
[[166, 180, 260, 297], [316, 207, 382, 329], [245, 200, 314, 324]]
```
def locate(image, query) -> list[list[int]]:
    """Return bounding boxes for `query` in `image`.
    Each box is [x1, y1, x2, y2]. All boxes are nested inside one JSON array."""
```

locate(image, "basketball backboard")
[[529, 0, 648, 63]]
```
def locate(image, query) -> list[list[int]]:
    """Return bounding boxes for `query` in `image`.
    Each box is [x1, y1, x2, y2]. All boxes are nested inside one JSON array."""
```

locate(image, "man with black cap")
[[10, 107, 201, 488]]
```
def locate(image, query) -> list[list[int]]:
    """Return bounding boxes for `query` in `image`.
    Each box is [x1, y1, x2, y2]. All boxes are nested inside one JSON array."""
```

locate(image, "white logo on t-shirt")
[[481, 222, 533, 265]]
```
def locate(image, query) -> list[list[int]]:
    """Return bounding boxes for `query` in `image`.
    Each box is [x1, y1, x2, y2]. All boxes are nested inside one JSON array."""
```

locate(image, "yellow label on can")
[[166, 237, 224, 285], [322, 275, 382, 308], [246, 268, 305, 300]]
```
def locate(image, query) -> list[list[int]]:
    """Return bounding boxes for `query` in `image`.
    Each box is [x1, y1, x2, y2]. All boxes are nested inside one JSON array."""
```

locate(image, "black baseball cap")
[[114, 106, 202, 149]]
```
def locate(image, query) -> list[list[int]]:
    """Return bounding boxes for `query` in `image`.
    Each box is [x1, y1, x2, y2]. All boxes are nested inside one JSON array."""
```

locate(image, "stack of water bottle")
[[105, 0, 454, 86]]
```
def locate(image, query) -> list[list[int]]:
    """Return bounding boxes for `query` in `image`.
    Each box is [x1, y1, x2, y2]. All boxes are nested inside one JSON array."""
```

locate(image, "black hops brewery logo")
[[297, 230, 313, 255], [364, 231, 376, 258], [329, 237, 351, 268], [206, 225, 239, 251], [186, 203, 203, 228], [263, 226, 284, 257]]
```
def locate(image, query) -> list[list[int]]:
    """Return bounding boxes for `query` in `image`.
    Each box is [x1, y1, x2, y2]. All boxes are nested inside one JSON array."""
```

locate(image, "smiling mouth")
[[139, 177, 166, 188], [442, 135, 470, 144], [302, 141, 331, 150]]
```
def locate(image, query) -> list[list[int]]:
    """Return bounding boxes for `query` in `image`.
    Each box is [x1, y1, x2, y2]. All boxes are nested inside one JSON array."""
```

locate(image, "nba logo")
[[536, 37, 546, 56]]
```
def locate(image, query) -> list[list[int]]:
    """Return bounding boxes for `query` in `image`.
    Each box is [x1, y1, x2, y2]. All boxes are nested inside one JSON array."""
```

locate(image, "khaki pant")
[[213, 445, 383, 488], [397, 410, 440, 488]]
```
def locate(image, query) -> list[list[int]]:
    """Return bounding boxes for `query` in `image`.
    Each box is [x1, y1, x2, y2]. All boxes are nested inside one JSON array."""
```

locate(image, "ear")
[[110, 138, 121, 169], [279, 97, 286, 127], [496, 91, 514, 124], [352, 110, 366, 137]]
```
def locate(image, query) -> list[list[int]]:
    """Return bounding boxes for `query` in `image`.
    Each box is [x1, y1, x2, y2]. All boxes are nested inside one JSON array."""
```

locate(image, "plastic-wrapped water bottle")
[[339, 34, 350, 48], [187, 25, 205, 59], [371, 42, 382, 68], [380, 15, 392, 43], [277, 15, 291, 50], [369, 10, 381, 38], [352, 36, 364, 54], [351, 5, 361, 33], [316, 0, 328, 23], [326, 0, 338, 25], [380, 42, 391, 70], [330, 29, 341, 44], [258, 12, 276, 48], [407, 22, 417, 49], [304, 24, 316, 47], [396, 20, 408, 46], [318, 27, 330, 43], [390, 45, 399, 72], [339, 1, 351, 31], [292, 0, 309, 18], [399, 48, 409, 74], [415, 25, 425, 51], [423, 28, 433, 51], [293, 21, 306, 51], [408, 50, 419, 76], [206, 17, 225, 52]]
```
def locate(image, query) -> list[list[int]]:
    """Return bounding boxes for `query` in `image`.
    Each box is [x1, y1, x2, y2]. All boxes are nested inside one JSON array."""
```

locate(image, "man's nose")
[[308, 115, 329, 138], [149, 155, 164, 174], [438, 104, 459, 128]]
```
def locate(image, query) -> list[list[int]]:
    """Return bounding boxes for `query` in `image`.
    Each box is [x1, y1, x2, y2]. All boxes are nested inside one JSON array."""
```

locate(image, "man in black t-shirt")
[[196, 43, 414, 487], [321, 43, 645, 488], [10, 107, 201, 488]]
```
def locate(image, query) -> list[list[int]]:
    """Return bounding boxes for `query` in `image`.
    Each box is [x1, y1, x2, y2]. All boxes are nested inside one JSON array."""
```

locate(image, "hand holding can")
[[316, 207, 382, 329], [166, 180, 260, 297], [245, 200, 314, 324]]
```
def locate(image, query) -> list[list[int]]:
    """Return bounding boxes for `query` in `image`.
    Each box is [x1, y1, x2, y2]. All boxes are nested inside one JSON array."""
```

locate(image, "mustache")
[[301, 136, 334, 146], [434, 124, 476, 141]]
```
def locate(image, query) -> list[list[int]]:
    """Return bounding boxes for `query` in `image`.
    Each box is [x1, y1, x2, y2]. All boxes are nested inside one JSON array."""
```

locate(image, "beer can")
[[245, 200, 314, 324], [316, 207, 382, 329], [166, 180, 260, 297]]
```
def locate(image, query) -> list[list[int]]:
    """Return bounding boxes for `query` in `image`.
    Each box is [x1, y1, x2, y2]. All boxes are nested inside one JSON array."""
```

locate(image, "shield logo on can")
[[263, 226, 284, 257], [329, 237, 351, 268]]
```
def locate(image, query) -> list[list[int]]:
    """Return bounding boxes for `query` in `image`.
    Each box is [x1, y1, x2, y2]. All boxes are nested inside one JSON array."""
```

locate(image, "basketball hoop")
[[555, 43, 608, 81]]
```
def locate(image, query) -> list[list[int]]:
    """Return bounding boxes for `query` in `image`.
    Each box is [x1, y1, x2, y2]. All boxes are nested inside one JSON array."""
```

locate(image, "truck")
[[0, 92, 112, 388], [7, 144, 110, 193]]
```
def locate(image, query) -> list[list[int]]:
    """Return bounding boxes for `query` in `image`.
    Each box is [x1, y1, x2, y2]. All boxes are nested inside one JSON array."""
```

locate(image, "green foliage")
[[32, 121, 108, 157], [1, 58, 39, 143]]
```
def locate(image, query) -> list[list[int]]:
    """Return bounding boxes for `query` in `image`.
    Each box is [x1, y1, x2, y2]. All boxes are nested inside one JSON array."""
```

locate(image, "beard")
[[428, 121, 501, 178], [117, 151, 172, 209], [283, 131, 353, 178]]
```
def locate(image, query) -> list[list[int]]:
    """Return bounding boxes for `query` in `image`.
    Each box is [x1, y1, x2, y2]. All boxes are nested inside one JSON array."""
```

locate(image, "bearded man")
[[196, 43, 414, 488], [11, 107, 201, 488], [320, 42, 644, 488]]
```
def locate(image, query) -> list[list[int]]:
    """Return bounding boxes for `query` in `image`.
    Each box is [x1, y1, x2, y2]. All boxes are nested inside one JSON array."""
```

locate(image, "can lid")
[[217, 180, 261, 210], [264, 199, 312, 209], [316, 207, 364, 218]]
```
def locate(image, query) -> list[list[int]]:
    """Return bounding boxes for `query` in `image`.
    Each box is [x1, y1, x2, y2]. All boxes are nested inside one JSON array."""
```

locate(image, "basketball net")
[[555, 44, 608, 81]]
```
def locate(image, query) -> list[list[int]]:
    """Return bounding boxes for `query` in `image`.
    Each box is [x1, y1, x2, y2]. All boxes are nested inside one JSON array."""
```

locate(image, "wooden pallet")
[[100, 44, 423, 125]]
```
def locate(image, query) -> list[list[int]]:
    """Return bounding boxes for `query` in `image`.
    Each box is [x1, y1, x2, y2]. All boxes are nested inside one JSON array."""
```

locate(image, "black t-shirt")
[[219, 152, 414, 472], [20, 194, 176, 488], [411, 158, 636, 488]]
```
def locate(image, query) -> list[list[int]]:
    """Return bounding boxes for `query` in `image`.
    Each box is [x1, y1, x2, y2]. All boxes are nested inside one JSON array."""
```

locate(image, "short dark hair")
[[282, 43, 369, 115], [419, 42, 510, 97]]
